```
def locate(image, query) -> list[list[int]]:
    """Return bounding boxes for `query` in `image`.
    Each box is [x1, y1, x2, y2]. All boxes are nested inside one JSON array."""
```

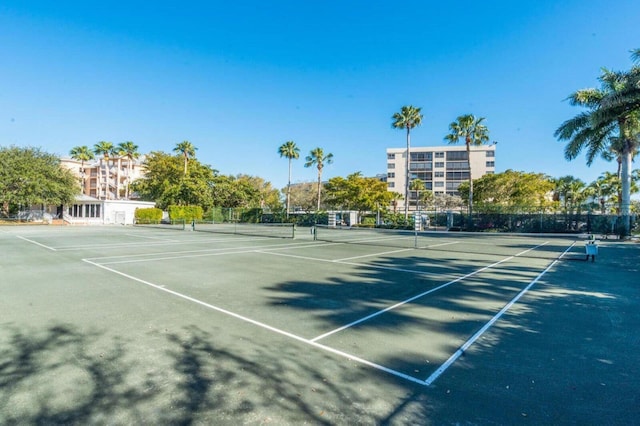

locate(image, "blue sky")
[[1, 0, 639, 190]]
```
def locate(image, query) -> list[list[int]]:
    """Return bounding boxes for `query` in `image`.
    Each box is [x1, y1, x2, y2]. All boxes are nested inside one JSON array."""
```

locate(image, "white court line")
[[124, 233, 180, 242], [16, 235, 57, 251], [334, 247, 415, 261], [259, 250, 450, 279], [310, 255, 516, 342], [81, 258, 429, 387], [423, 242, 576, 386], [310, 241, 554, 342], [92, 241, 327, 265], [52, 235, 269, 251]]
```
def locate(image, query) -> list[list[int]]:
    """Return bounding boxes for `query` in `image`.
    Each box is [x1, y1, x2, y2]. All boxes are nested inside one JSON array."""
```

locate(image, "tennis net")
[[193, 222, 295, 238], [313, 225, 590, 260]]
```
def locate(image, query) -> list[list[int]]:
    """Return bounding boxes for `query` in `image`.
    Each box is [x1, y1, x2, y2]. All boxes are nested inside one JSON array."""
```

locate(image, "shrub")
[[135, 207, 163, 224], [168, 205, 203, 222]]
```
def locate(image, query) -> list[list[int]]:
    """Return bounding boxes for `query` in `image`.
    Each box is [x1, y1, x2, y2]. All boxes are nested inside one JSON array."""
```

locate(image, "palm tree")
[[173, 141, 197, 176], [392, 105, 423, 219], [555, 62, 640, 236], [69, 146, 94, 195], [444, 114, 490, 217], [390, 192, 403, 214], [278, 140, 300, 217], [117, 141, 140, 199], [409, 178, 426, 212], [93, 141, 114, 199], [304, 147, 333, 211]]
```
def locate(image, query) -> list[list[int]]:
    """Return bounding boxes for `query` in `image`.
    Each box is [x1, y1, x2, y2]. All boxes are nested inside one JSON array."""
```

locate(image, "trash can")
[[585, 241, 598, 262]]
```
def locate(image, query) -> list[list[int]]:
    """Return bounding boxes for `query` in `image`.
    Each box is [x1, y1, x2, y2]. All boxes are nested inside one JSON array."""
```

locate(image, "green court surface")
[[1, 225, 638, 424]]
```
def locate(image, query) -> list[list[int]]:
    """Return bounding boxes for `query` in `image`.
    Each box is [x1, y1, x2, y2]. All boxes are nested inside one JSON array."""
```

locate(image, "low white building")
[[64, 195, 155, 225]]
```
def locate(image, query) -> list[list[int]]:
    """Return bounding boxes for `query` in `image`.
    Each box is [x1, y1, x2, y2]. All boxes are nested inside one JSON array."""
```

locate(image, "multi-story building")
[[56, 156, 153, 225], [386, 144, 496, 212], [61, 156, 146, 200]]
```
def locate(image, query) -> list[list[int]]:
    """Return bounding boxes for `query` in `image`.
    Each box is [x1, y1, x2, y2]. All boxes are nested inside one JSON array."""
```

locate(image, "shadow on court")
[[0, 323, 434, 424]]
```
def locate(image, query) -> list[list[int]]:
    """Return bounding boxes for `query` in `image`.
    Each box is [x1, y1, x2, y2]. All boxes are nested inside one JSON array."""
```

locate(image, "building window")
[[446, 171, 470, 180], [434, 171, 444, 178], [388, 182, 395, 188], [486, 150, 495, 157], [68, 204, 101, 218], [435, 152, 444, 158], [410, 162, 433, 170], [387, 153, 395, 159], [446, 161, 469, 170], [486, 161, 495, 167], [435, 162, 444, 168], [410, 172, 432, 180], [410, 152, 433, 161], [387, 172, 395, 178], [434, 181, 444, 187], [446, 151, 468, 161], [387, 163, 395, 169], [446, 182, 461, 190]]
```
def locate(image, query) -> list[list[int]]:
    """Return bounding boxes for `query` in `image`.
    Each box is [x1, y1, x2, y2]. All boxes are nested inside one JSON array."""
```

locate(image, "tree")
[[324, 172, 394, 214], [0, 146, 77, 216], [132, 151, 216, 210], [69, 145, 95, 195], [555, 52, 640, 235], [93, 141, 114, 200], [288, 182, 317, 212], [173, 141, 198, 176], [278, 140, 300, 217], [554, 176, 587, 213], [444, 114, 490, 217], [304, 147, 333, 211], [409, 178, 426, 211], [390, 192, 403, 214], [457, 170, 555, 212], [392, 105, 423, 219], [117, 141, 139, 199]]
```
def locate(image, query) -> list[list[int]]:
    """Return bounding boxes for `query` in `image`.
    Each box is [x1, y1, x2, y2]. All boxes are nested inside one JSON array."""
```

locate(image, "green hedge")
[[168, 205, 203, 222], [134, 207, 163, 224]]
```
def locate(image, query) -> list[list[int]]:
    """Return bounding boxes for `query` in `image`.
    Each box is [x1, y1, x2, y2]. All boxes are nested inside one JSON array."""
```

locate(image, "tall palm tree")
[[392, 105, 423, 219], [555, 63, 640, 236], [69, 146, 94, 195], [93, 141, 114, 200], [304, 147, 333, 211], [117, 141, 140, 199], [278, 140, 300, 217], [173, 141, 197, 176], [444, 114, 490, 216]]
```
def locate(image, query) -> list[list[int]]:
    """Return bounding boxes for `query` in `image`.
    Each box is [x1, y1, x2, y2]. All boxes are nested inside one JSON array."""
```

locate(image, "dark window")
[[446, 151, 468, 161]]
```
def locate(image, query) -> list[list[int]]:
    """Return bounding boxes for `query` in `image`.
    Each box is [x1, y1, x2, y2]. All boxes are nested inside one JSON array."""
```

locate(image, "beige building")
[[61, 156, 146, 200], [386, 144, 496, 212], [57, 156, 153, 225]]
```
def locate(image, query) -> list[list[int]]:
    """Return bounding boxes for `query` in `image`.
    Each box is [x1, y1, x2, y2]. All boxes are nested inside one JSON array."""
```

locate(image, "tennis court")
[[1, 224, 638, 424]]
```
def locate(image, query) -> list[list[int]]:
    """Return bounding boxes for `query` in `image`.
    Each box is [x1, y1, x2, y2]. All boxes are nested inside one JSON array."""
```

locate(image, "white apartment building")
[[386, 144, 496, 212]]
